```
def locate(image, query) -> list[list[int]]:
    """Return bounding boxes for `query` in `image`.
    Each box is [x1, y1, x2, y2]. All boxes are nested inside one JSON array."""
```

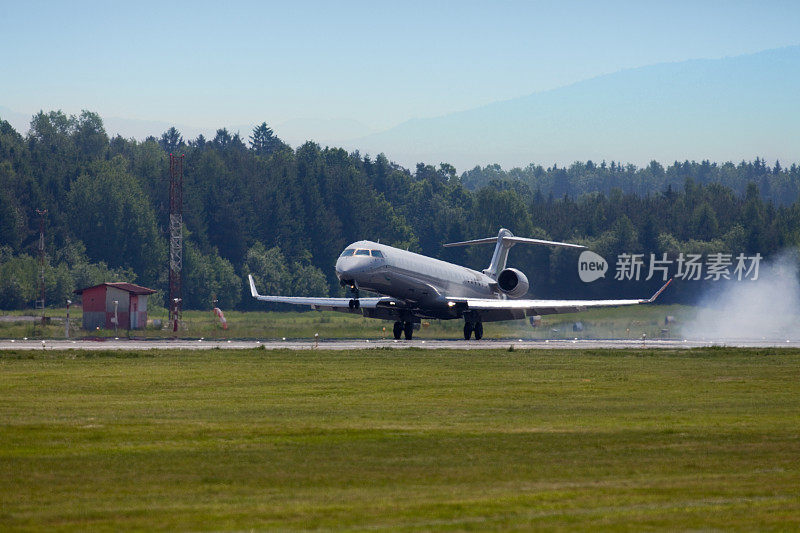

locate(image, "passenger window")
[[355, 249, 370, 256], [370, 250, 384, 258], [339, 249, 355, 257]]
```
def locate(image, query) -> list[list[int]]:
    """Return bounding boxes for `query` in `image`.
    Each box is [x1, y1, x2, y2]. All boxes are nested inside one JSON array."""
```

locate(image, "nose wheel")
[[347, 284, 360, 310]]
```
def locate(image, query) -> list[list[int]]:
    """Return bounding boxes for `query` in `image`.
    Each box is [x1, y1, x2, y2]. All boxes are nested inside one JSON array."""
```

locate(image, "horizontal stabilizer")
[[444, 235, 585, 250], [444, 228, 585, 279]]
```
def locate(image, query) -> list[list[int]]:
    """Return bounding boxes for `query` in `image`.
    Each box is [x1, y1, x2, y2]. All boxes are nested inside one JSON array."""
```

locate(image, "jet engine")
[[496, 268, 529, 298]]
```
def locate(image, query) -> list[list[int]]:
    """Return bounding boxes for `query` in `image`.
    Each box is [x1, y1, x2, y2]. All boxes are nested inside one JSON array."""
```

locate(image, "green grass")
[[2, 348, 800, 530], [0, 303, 693, 340]]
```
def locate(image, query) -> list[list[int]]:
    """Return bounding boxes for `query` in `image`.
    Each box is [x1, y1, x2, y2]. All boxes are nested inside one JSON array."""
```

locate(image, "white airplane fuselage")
[[335, 240, 502, 310]]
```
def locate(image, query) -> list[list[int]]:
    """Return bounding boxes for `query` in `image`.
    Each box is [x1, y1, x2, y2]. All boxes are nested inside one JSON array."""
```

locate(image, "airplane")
[[248, 228, 671, 340]]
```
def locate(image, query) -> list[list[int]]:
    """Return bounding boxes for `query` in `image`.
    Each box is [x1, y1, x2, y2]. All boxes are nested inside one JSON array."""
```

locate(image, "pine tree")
[[249, 122, 284, 156]]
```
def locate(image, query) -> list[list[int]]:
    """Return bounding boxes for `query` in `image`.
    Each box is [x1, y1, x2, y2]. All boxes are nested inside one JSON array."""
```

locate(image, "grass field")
[[2, 347, 799, 530], [0, 303, 692, 340]]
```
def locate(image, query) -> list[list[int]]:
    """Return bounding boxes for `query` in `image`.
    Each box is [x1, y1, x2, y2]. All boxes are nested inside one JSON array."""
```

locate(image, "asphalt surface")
[[2, 338, 800, 351]]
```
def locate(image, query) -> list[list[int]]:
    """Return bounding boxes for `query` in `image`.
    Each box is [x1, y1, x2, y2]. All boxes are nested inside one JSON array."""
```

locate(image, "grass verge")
[[1, 303, 692, 340], [1, 347, 799, 530]]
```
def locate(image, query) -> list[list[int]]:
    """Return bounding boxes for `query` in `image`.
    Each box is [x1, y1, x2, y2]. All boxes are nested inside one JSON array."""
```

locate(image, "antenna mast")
[[168, 154, 184, 330], [35, 208, 47, 324]]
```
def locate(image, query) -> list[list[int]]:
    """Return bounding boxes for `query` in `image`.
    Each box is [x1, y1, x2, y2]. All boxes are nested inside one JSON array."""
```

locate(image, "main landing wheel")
[[403, 321, 414, 340], [464, 322, 483, 340], [393, 321, 403, 340], [474, 322, 483, 340]]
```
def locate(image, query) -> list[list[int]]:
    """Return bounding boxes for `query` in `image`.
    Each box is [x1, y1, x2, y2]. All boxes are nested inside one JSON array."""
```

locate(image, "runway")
[[2, 337, 800, 351]]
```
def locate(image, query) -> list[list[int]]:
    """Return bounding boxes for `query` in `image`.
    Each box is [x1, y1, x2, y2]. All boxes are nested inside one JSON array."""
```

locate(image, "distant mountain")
[[0, 106, 30, 134], [275, 118, 376, 147], [351, 46, 800, 171]]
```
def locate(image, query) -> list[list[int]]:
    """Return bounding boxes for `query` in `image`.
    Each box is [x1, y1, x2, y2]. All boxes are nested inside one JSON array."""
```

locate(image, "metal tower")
[[169, 154, 184, 328], [35, 208, 47, 324]]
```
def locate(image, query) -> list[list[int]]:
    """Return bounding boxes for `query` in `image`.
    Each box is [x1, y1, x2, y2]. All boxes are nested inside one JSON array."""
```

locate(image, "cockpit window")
[[355, 249, 370, 256], [339, 249, 355, 257], [370, 250, 384, 258]]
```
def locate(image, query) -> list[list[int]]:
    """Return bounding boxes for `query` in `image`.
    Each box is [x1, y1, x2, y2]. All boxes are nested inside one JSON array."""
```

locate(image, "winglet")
[[248, 274, 260, 298], [646, 278, 672, 303]]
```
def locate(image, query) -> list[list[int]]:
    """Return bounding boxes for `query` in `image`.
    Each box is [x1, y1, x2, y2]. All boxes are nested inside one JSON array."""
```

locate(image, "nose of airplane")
[[335, 256, 353, 281], [335, 255, 377, 281]]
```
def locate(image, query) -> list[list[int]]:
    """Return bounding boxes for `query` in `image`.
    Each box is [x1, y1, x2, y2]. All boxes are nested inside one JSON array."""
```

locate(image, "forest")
[[1, 110, 799, 310]]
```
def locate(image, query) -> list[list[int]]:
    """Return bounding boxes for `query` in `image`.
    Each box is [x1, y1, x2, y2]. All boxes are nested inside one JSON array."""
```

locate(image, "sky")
[[2, 0, 799, 146]]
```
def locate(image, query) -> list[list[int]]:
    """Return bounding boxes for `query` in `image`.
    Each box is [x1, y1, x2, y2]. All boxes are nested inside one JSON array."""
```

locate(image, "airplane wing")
[[447, 279, 672, 322], [248, 275, 401, 313]]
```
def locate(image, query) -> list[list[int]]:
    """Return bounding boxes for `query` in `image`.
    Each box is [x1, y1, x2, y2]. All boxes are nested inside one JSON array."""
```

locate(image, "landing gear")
[[346, 283, 360, 310], [393, 321, 414, 340], [403, 321, 414, 340], [463, 321, 483, 340]]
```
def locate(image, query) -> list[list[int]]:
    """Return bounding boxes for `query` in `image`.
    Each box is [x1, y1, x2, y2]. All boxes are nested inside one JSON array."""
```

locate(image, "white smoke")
[[682, 250, 800, 341]]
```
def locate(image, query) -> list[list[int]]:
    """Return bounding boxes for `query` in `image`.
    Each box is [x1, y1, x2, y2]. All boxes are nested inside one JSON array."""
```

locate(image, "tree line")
[[462, 159, 800, 206], [1, 110, 798, 310]]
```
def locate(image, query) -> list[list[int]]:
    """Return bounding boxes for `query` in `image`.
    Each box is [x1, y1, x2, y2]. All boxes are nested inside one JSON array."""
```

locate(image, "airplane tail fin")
[[444, 228, 585, 279]]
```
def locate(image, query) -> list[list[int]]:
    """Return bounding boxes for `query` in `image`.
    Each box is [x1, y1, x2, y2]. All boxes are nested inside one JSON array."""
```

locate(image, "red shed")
[[75, 282, 157, 331]]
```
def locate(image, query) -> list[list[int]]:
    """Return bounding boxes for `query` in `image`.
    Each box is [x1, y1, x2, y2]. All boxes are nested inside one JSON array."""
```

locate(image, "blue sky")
[[2, 1, 799, 143]]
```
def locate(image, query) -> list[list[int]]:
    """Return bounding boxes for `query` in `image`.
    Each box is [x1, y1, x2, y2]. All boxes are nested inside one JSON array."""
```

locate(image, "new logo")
[[578, 250, 608, 282]]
